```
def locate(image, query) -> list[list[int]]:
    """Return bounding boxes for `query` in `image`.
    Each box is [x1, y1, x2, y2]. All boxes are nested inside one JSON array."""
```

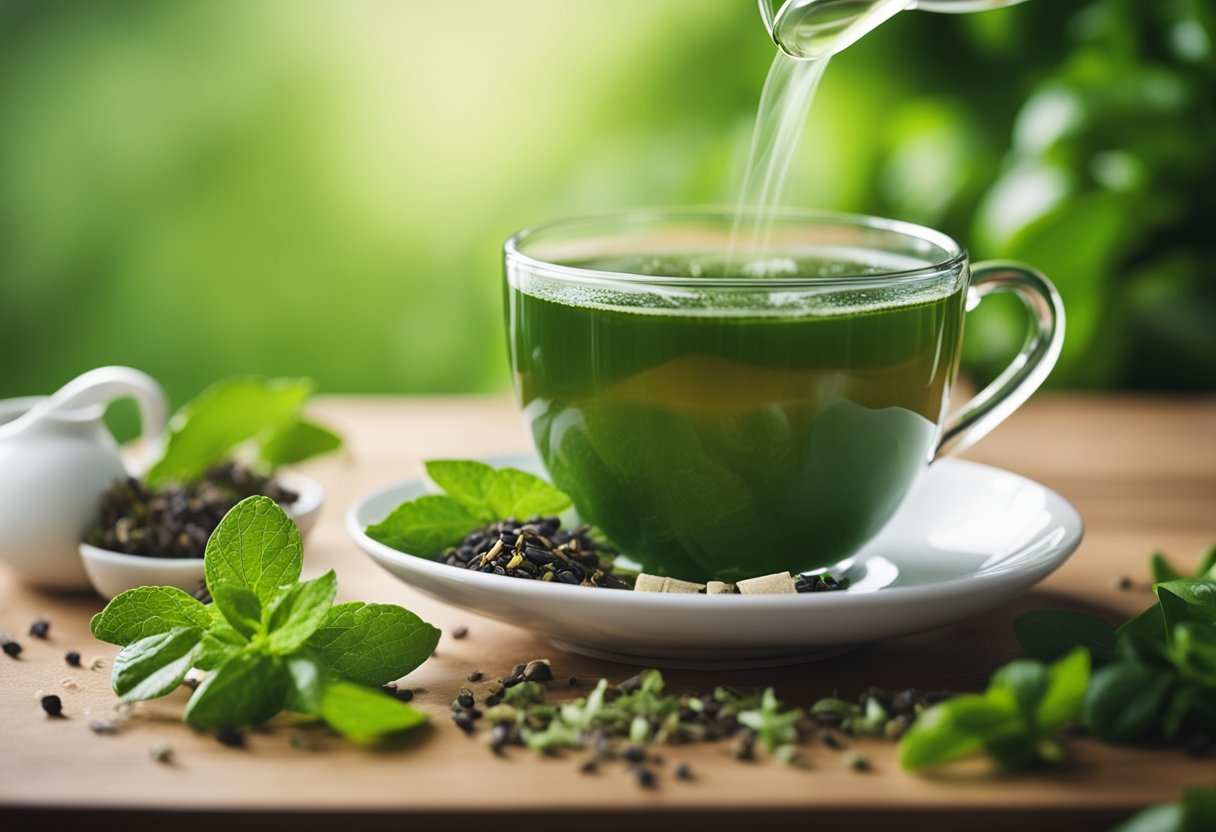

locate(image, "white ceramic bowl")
[[80, 471, 323, 599]]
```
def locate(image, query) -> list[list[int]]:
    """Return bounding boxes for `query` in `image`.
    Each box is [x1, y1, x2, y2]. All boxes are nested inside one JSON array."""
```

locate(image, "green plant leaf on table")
[[204, 495, 303, 604], [266, 570, 338, 653], [306, 601, 440, 687], [91, 495, 437, 745], [899, 648, 1090, 770], [1013, 609, 1118, 664], [1084, 660, 1174, 743], [90, 586, 213, 645], [112, 627, 203, 701]]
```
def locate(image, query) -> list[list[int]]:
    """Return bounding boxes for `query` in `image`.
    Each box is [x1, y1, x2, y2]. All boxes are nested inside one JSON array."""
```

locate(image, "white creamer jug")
[[0, 367, 166, 589], [760, 0, 1032, 60]]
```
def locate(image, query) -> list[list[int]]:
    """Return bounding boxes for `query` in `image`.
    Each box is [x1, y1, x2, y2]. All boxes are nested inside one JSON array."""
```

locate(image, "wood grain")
[[1, 394, 1213, 831]]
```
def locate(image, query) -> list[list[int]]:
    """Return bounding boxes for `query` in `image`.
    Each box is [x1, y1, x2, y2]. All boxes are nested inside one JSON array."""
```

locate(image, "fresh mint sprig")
[[902, 545, 1216, 771], [91, 495, 439, 743], [366, 459, 571, 556], [899, 648, 1091, 770], [145, 377, 341, 486]]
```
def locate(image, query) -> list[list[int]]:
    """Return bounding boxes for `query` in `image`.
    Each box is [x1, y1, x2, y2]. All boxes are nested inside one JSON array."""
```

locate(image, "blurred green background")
[[1, 0, 1213, 418]]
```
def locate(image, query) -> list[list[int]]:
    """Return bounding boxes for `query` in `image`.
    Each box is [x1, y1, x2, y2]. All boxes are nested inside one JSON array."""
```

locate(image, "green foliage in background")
[[0, 0, 1212, 408]]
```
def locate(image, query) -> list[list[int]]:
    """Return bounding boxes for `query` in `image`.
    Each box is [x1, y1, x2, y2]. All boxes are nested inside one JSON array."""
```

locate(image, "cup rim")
[[504, 206, 968, 290]]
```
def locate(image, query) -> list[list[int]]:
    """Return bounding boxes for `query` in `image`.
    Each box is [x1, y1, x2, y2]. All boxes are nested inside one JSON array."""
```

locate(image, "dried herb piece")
[[2, 637, 22, 659], [41, 695, 64, 717], [149, 743, 174, 763], [65, 651, 81, 667], [215, 726, 245, 748], [29, 618, 50, 639]]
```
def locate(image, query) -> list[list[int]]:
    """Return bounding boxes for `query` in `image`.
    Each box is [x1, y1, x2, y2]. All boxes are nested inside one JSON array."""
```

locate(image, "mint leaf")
[[1014, 610, 1117, 664], [989, 659, 1048, 722], [1084, 660, 1174, 742], [1110, 802, 1185, 832], [898, 695, 1021, 769], [424, 460, 497, 518], [1152, 552, 1184, 584], [204, 496, 303, 603], [1156, 581, 1216, 632], [267, 570, 337, 654], [317, 679, 427, 744], [194, 622, 247, 671], [210, 583, 264, 639], [307, 601, 440, 686], [111, 627, 203, 701], [183, 650, 288, 729], [481, 466, 571, 519], [1168, 622, 1216, 687], [146, 377, 313, 485], [1182, 787, 1216, 832], [365, 494, 484, 557], [260, 418, 342, 467], [1197, 546, 1216, 581], [284, 650, 328, 714], [1034, 648, 1090, 730], [90, 586, 212, 645]]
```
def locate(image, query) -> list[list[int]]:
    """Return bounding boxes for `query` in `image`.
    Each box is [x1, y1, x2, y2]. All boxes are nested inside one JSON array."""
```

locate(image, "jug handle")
[[7, 367, 168, 475]]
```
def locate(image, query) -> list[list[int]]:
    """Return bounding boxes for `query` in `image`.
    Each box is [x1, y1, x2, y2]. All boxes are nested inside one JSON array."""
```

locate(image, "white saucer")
[[346, 455, 1083, 668]]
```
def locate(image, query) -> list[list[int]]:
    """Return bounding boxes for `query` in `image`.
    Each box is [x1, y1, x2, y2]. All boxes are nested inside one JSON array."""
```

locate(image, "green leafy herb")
[[91, 496, 439, 743], [1013, 609, 1118, 664], [899, 649, 1090, 770], [365, 459, 572, 556], [1009, 546, 1216, 751], [145, 377, 341, 486], [1111, 788, 1216, 832]]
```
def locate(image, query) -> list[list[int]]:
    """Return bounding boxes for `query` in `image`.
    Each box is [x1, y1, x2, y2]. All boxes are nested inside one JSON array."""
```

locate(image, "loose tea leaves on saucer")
[[441, 516, 634, 589]]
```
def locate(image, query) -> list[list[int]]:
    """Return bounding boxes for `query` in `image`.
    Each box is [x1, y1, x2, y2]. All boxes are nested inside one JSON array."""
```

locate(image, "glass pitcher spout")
[[759, 0, 1032, 61]]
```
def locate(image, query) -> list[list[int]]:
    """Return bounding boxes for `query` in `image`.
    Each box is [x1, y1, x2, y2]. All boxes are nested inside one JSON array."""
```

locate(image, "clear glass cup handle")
[[936, 261, 1065, 459]]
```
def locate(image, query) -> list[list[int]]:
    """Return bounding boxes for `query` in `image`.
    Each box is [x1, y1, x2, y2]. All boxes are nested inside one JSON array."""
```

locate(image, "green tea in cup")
[[505, 209, 1062, 582]]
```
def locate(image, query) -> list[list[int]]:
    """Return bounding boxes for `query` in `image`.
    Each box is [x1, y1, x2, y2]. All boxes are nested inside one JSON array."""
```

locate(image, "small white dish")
[[347, 454, 1084, 668], [80, 471, 324, 600]]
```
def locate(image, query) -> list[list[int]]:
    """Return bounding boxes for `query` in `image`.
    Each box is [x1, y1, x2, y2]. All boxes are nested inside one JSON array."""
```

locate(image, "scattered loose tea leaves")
[[844, 751, 871, 772], [65, 651, 81, 667], [2, 636, 21, 659], [467, 670, 483, 682], [29, 618, 50, 639], [216, 726, 245, 748], [41, 695, 63, 717]]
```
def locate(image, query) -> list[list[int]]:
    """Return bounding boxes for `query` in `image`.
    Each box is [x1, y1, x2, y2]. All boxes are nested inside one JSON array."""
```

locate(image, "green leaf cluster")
[[145, 377, 342, 486], [1111, 788, 1216, 832], [365, 459, 571, 556], [899, 649, 1090, 770], [91, 496, 439, 743], [1015, 546, 1216, 745]]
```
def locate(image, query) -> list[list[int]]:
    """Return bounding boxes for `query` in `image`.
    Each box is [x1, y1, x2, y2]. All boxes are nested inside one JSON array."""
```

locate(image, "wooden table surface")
[[1, 394, 1214, 831]]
